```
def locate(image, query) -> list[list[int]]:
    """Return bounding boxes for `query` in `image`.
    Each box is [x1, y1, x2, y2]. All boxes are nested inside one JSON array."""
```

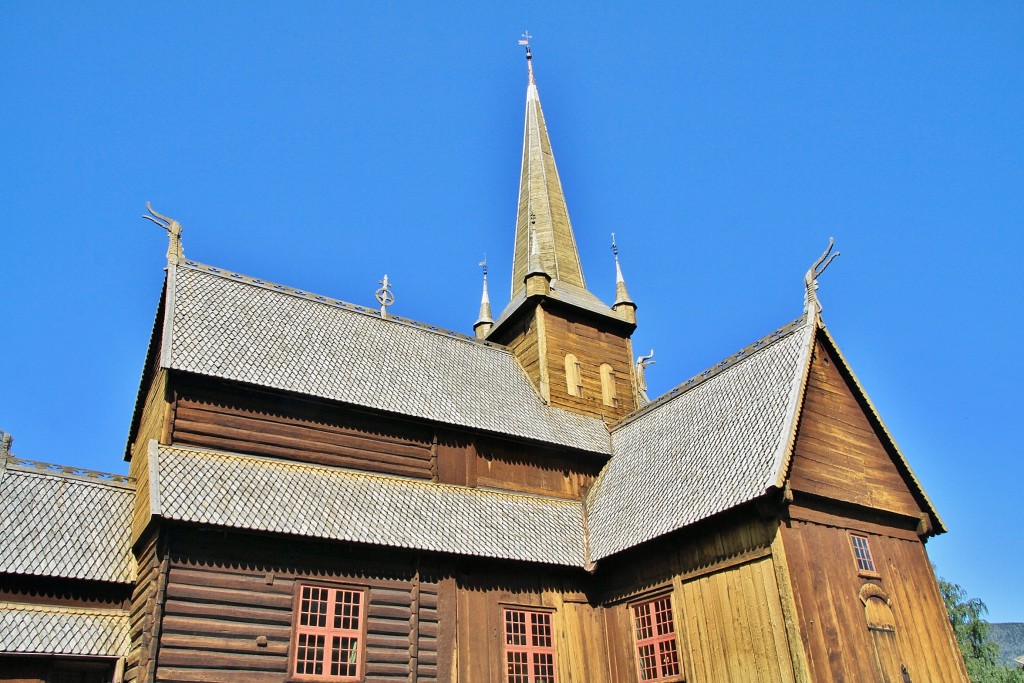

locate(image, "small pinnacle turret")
[[474, 259, 494, 339], [525, 225, 551, 297], [611, 233, 636, 324]]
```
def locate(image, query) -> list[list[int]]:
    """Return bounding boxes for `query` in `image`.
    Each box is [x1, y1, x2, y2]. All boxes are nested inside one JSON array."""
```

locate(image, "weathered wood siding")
[[542, 309, 636, 421], [171, 376, 435, 480], [435, 431, 603, 499], [151, 527, 439, 683], [128, 369, 169, 543], [790, 336, 921, 519], [599, 515, 803, 683], [501, 311, 544, 394], [491, 302, 637, 421], [449, 564, 609, 683], [124, 532, 162, 683], [780, 509, 968, 682]]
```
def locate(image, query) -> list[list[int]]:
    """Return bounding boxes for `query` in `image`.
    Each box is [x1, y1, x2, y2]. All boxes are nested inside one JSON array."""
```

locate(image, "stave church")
[[0, 46, 968, 683]]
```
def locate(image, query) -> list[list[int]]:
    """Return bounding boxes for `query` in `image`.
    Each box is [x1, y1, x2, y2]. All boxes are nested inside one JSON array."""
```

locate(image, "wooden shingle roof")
[[162, 261, 612, 455], [0, 457, 135, 584], [0, 602, 129, 657]]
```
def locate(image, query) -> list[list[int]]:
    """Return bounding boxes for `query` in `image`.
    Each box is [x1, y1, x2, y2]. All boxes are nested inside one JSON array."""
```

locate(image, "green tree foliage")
[[939, 574, 1024, 682]]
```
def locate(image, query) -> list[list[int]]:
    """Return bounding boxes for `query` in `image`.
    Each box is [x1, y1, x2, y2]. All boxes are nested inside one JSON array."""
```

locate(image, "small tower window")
[[565, 354, 583, 397], [600, 363, 618, 407], [849, 533, 878, 574]]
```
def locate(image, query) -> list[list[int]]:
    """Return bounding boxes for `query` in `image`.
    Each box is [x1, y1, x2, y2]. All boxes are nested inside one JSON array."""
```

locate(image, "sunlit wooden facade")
[[0, 51, 968, 683]]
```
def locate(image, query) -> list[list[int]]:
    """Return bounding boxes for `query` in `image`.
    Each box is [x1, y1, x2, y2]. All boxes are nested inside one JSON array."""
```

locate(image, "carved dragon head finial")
[[143, 202, 184, 265], [804, 237, 840, 317]]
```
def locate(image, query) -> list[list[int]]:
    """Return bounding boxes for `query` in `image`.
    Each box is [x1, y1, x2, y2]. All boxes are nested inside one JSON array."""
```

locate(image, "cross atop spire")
[[519, 31, 535, 84]]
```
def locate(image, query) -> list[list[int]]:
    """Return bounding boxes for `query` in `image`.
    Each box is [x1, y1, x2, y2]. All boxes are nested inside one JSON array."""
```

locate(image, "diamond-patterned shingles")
[[0, 602, 129, 656], [586, 321, 812, 561], [156, 445, 588, 567], [169, 265, 610, 455], [0, 468, 135, 583]]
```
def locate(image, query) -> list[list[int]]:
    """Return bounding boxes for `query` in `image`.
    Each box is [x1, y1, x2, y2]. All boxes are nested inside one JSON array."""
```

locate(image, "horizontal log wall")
[[171, 376, 435, 480], [152, 527, 438, 683], [781, 513, 968, 682], [124, 533, 160, 683]]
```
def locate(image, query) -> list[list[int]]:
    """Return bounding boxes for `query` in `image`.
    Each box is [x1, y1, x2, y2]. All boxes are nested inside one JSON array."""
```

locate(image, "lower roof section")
[[0, 602, 129, 657], [150, 443, 589, 568], [0, 457, 136, 584]]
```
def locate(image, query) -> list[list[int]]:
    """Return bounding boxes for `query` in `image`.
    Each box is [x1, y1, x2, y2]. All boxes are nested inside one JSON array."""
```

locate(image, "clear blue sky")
[[2, 3, 1021, 621]]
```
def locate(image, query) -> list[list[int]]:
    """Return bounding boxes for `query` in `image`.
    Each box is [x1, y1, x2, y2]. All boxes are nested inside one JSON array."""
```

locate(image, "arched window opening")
[[600, 363, 618, 407], [565, 354, 583, 397]]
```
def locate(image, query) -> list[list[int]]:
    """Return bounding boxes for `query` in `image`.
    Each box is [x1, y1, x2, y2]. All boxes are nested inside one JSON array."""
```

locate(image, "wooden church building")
[[0, 49, 969, 683]]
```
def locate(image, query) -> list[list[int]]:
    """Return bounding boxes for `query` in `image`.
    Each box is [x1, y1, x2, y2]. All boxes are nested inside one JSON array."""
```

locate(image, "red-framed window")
[[850, 533, 878, 574], [503, 608, 557, 683], [631, 596, 681, 681], [291, 584, 365, 681]]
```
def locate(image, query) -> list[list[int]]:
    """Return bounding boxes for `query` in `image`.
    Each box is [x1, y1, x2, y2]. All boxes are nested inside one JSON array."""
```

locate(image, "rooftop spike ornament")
[[804, 237, 840, 318], [376, 274, 395, 319], [143, 202, 184, 265]]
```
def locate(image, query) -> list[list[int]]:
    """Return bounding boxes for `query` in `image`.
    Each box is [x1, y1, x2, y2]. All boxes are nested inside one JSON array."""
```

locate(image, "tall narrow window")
[[564, 354, 583, 398], [600, 363, 618, 407], [504, 608, 557, 683], [850, 533, 877, 574], [292, 584, 365, 681], [631, 596, 680, 682]]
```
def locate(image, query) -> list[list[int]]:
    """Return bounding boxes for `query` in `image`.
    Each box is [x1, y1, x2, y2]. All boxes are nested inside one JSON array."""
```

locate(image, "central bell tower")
[[477, 45, 640, 422]]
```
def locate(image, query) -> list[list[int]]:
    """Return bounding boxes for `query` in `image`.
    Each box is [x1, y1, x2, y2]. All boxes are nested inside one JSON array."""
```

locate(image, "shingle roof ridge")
[[613, 316, 808, 431], [3, 456, 133, 490], [0, 601, 128, 617], [157, 443, 582, 508], [181, 259, 511, 353]]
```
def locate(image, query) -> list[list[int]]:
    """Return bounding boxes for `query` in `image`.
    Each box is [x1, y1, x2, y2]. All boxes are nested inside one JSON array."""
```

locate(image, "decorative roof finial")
[[635, 350, 656, 405], [474, 256, 494, 339], [375, 274, 395, 319], [611, 232, 636, 310], [804, 237, 840, 317], [519, 31, 534, 84], [143, 202, 184, 265], [0, 429, 12, 457]]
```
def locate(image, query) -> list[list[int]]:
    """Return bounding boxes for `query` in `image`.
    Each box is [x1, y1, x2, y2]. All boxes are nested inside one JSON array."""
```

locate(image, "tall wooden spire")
[[487, 42, 641, 421], [510, 47, 586, 297]]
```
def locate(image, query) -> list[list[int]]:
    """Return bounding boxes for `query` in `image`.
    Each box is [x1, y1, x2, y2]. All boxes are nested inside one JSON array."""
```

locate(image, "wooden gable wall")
[[788, 333, 922, 520], [778, 329, 967, 681]]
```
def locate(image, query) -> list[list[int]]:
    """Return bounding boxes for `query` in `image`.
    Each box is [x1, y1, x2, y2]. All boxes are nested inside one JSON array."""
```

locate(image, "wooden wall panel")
[[472, 436, 602, 499], [171, 377, 434, 480], [780, 518, 968, 682], [128, 370, 169, 544], [675, 557, 796, 683], [446, 564, 611, 683], [152, 528, 438, 683], [542, 311, 636, 421], [790, 337, 921, 519], [124, 533, 160, 683]]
